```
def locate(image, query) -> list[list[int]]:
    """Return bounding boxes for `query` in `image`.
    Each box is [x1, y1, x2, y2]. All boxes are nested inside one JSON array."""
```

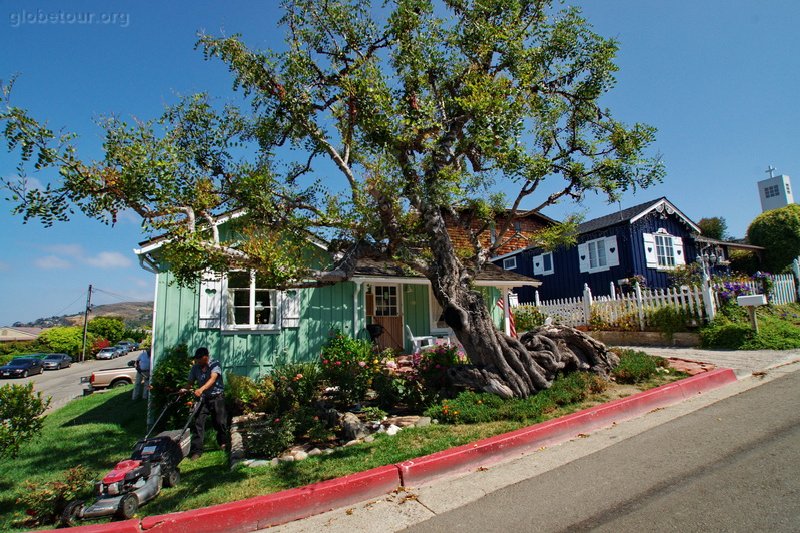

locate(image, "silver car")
[[96, 347, 119, 360]]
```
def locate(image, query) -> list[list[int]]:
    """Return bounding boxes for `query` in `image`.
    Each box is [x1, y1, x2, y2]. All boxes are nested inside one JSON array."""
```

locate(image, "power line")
[[93, 287, 152, 303], [51, 290, 88, 317]]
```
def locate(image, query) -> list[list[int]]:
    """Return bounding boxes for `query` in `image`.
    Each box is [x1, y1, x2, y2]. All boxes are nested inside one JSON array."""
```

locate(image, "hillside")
[[13, 301, 154, 329]]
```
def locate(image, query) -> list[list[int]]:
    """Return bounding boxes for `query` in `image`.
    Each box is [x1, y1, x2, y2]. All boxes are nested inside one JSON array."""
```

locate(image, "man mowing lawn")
[[184, 347, 229, 460]]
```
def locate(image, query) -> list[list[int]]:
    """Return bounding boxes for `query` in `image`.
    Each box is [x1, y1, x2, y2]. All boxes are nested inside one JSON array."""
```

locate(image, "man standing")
[[186, 346, 228, 460], [132, 349, 151, 401]]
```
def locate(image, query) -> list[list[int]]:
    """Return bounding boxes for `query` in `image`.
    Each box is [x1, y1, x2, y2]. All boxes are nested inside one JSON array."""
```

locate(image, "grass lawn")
[[1, 361, 685, 531]]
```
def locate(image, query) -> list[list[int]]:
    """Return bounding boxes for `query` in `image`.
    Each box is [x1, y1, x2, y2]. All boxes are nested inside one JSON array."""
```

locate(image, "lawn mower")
[[61, 392, 203, 525]]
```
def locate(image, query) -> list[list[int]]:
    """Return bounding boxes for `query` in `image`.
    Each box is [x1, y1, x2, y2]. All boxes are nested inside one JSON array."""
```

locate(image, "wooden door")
[[367, 285, 404, 351]]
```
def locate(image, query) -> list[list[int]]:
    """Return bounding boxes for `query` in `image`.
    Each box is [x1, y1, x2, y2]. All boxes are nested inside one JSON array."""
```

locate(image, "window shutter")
[[578, 243, 590, 273], [281, 290, 301, 328], [532, 254, 543, 275], [672, 236, 685, 265], [642, 233, 658, 268], [606, 236, 620, 267], [199, 271, 222, 329]]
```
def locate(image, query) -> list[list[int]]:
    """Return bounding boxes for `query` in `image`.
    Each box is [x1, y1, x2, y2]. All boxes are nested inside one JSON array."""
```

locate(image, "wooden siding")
[[497, 211, 699, 303]]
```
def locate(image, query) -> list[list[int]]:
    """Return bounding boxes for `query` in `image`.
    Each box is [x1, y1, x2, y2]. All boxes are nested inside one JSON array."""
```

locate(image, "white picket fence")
[[528, 265, 800, 329]]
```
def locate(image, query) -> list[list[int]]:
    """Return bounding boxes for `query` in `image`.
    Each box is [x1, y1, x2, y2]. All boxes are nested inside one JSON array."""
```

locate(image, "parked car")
[[0, 357, 45, 378], [116, 341, 138, 353], [81, 361, 138, 392], [96, 347, 120, 360], [42, 353, 73, 370]]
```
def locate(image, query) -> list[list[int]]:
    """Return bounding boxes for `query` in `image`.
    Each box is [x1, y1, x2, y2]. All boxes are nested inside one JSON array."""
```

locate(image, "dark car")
[[42, 353, 73, 370], [0, 357, 45, 378]]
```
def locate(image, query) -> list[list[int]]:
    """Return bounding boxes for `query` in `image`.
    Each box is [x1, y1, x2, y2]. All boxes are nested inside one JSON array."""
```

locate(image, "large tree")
[[1, 0, 662, 398], [747, 204, 800, 273], [697, 216, 727, 240]]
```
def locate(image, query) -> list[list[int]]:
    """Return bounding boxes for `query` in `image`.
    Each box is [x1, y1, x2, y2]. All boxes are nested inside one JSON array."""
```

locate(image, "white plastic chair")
[[405, 325, 436, 353]]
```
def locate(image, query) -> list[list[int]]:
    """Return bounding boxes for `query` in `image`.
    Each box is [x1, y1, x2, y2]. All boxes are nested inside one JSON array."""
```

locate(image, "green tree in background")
[[697, 216, 728, 240], [38, 326, 94, 358], [1, 1, 662, 397], [87, 316, 126, 344], [0, 382, 50, 461], [747, 204, 800, 273]]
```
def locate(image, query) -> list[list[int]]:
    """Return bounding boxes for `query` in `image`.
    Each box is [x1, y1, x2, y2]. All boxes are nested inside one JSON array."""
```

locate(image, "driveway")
[[1, 350, 141, 411]]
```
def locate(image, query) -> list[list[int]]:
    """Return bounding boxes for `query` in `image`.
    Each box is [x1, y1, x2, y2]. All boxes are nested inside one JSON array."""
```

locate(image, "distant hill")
[[13, 301, 154, 329]]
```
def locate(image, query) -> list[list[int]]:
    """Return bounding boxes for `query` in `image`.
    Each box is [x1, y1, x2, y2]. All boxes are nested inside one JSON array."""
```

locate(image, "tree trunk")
[[420, 202, 617, 399]]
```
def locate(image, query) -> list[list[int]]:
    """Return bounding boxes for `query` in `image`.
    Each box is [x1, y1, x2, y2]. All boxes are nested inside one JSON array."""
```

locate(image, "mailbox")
[[737, 294, 767, 307]]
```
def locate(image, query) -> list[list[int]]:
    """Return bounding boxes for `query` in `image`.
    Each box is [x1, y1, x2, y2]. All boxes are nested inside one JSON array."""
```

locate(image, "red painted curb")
[[139, 464, 400, 532], [398, 368, 737, 487]]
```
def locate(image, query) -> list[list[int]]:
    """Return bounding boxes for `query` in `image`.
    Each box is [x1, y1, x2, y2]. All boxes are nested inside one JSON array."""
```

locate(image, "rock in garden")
[[308, 448, 322, 457], [293, 451, 309, 461], [364, 435, 375, 443], [342, 412, 370, 440], [415, 417, 432, 428], [278, 455, 295, 463], [271, 458, 280, 467], [248, 460, 269, 468], [323, 448, 335, 455], [386, 415, 419, 428], [385, 424, 401, 436], [344, 439, 362, 447]]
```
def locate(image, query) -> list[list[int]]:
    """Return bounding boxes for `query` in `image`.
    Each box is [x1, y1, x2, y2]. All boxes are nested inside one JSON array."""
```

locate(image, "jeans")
[[190, 395, 229, 456], [132, 371, 149, 400]]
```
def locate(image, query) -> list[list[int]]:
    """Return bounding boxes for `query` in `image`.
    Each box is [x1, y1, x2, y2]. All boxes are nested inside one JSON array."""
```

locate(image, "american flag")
[[496, 296, 517, 338]]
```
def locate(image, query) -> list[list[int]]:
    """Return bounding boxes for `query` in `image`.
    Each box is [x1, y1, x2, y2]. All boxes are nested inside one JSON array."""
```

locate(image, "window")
[[225, 271, 279, 330], [588, 239, 607, 269], [513, 220, 522, 233], [503, 257, 517, 270], [533, 252, 554, 276], [430, 293, 448, 332], [765, 184, 780, 198], [373, 286, 398, 317], [654, 233, 675, 267]]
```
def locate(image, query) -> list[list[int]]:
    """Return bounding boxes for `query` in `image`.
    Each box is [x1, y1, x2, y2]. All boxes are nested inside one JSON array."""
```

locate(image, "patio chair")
[[405, 325, 436, 353]]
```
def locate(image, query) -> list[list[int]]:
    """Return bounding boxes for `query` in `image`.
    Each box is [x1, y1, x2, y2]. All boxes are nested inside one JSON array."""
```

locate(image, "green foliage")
[[425, 371, 609, 424], [225, 373, 268, 416], [700, 303, 800, 350], [0, 382, 51, 460], [413, 344, 466, 397], [87, 316, 126, 344], [359, 406, 387, 422], [747, 204, 800, 273], [240, 416, 296, 459], [667, 262, 704, 288], [0, 340, 46, 358], [514, 306, 546, 332], [611, 349, 664, 384], [37, 326, 94, 358], [697, 216, 728, 240], [728, 249, 761, 275], [589, 309, 639, 331], [270, 362, 323, 413], [320, 332, 377, 406], [150, 344, 192, 428], [13, 465, 93, 527], [647, 306, 690, 341]]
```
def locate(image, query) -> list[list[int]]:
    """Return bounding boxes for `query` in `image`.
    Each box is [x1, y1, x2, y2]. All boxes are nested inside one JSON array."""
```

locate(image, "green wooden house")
[[134, 217, 540, 378]]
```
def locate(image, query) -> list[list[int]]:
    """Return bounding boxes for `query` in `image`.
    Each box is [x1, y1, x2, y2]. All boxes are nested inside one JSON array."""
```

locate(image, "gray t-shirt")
[[188, 359, 224, 397]]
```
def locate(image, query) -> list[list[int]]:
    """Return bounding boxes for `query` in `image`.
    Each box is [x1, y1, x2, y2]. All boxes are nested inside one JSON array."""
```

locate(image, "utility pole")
[[81, 284, 93, 362]]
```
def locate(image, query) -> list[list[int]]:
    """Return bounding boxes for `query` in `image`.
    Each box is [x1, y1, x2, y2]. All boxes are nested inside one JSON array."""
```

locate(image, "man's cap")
[[193, 347, 209, 359]]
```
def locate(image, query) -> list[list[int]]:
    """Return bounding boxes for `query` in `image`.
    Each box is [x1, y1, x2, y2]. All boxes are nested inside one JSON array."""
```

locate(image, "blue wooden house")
[[492, 198, 704, 303]]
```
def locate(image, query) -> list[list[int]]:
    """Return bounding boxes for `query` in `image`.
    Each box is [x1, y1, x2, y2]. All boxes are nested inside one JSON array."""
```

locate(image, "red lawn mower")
[[61, 393, 203, 525]]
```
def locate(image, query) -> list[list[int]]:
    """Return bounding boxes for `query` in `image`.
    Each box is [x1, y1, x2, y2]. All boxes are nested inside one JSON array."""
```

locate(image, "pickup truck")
[[81, 361, 138, 393]]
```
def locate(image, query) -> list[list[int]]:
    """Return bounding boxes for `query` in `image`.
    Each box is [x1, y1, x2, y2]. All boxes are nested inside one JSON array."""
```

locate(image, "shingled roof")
[[353, 257, 540, 287], [577, 197, 700, 235]]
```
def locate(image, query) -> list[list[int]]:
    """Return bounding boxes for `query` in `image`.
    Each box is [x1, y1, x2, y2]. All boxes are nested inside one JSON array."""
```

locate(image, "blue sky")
[[1, 1, 799, 325]]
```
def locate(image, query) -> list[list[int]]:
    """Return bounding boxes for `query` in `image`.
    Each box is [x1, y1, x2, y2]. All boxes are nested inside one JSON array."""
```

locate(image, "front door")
[[366, 285, 404, 351]]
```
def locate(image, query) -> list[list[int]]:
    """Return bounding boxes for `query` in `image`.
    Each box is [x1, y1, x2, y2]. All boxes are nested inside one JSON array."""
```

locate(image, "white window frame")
[[429, 292, 450, 335], [222, 271, 281, 332], [532, 252, 554, 276], [588, 238, 608, 271], [503, 256, 517, 270], [654, 233, 675, 268]]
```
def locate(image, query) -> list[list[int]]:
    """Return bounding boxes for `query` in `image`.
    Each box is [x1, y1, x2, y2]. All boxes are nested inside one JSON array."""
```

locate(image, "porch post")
[[502, 287, 511, 336], [353, 281, 362, 337]]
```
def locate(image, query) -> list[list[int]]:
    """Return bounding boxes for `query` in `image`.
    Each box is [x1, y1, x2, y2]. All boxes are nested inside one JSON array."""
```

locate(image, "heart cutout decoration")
[[535, 262, 540, 267], [647, 247, 653, 253], [609, 247, 616, 253], [580, 255, 586, 260], [677, 250, 682, 255]]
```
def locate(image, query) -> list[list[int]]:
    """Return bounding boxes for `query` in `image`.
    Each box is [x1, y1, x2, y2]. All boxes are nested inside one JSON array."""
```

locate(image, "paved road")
[[1, 350, 141, 410], [404, 368, 800, 533]]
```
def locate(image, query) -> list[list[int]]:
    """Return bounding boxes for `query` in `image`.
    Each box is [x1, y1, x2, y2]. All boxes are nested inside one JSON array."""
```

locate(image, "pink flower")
[[274, 418, 281, 423], [335, 361, 342, 366], [358, 361, 366, 367], [385, 361, 397, 369], [296, 373, 303, 380], [323, 359, 329, 365]]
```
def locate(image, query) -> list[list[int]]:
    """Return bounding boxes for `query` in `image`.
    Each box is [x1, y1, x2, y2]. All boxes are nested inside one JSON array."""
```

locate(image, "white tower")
[[758, 166, 794, 212]]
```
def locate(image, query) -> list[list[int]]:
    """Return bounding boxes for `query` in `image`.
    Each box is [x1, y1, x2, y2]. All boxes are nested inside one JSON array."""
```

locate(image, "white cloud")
[[45, 244, 85, 257], [85, 252, 133, 268], [35, 255, 72, 269]]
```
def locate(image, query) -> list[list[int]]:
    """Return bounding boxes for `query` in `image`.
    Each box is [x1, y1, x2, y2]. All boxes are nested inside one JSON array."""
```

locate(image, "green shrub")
[[225, 373, 267, 416], [13, 465, 93, 527], [611, 350, 661, 384], [320, 332, 376, 406], [38, 326, 95, 358], [150, 344, 192, 428], [87, 316, 126, 345], [699, 318, 753, 349], [0, 382, 51, 460], [647, 306, 690, 341], [270, 362, 323, 413], [240, 416, 296, 459], [514, 306, 546, 332]]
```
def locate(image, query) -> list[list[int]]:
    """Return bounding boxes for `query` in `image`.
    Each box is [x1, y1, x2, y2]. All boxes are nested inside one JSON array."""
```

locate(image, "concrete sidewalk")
[[271, 354, 800, 533], [617, 346, 800, 376]]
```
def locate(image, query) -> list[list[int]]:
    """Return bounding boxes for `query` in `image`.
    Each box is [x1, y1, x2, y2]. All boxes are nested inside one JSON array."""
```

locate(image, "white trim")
[[221, 271, 282, 332], [628, 199, 702, 233], [503, 257, 518, 270], [354, 275, 540, 288], [490, 247, 534, 262]]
